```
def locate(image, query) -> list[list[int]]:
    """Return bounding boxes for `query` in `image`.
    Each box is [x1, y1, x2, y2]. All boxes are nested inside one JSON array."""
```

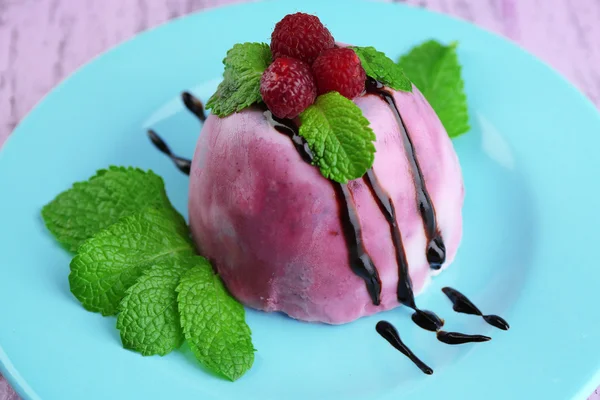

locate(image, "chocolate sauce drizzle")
[[147, 129, 192, 175], [263, 111, 314, 163], [363, 79, 495, 372], [182, 91, 207, 122], [148, 84, 499, 375], [411, 310, 444, 332], [334, 183, 383, 305], [265, 110, 382, 305], [376, 321, 433, 375], [147, 92, 206, 175], [365, 78, 446, 270], [265, 80, 492, 374], [363, 169, 414, 308], [442, 287, 510, 330], [436, 331, 491, 345], [363, 169, 445, 333]]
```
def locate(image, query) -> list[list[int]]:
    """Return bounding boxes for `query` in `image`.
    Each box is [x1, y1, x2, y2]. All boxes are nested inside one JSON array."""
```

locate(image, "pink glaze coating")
[[188, 85, 464, 324]]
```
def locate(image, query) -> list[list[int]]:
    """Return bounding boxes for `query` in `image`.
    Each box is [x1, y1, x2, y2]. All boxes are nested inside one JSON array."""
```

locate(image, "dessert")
[[188, 83, 463, 324], [41, 11, 508, 381], [188, 13, 464, 324]]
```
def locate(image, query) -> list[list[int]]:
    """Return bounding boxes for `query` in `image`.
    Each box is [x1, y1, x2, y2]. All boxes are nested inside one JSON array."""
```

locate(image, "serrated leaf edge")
[[176, 263, 255, 381], [116, 261, 190, 357], [206, 42, 272, 118], [351, 46, 413, 92], [299, 92, 376, 184]]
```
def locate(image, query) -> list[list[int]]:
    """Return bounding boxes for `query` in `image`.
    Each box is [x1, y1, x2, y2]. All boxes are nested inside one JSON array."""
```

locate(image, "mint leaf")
[[177, 262, 255, 381], [70, 208, 194, 316], [351, 46, 412, 92], [398, 40, 469, 138], [42, 166, 183, 252], [206, 42, 272, 117], [299, 92, 376, 183], [116, 258, 193, 356]]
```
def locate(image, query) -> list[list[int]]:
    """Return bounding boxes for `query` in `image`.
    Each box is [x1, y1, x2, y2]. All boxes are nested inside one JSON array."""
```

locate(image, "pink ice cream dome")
[[188, 85, 463, 324], [187, 13, 464, 325]]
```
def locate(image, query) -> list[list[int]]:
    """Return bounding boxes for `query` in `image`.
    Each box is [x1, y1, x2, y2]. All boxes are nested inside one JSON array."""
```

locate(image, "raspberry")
[[270, 13, 335, 64], [312, 48, 366, 99], [260, 57, 317, 119]]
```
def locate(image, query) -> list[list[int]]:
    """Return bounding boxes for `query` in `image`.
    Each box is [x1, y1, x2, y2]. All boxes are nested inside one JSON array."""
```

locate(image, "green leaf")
[[206, 42, 272, 117], [299, 92, 376, 183], [398, 40, 469, 138], [116, 258, 193, 356], [42, 166, 183, 252], [351, 46, 412, 92], [177, 262, 255, 381], [70, 208, 194, 316]]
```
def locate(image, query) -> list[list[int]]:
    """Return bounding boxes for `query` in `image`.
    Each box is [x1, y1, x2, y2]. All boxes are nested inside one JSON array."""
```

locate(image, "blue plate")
[[1, 0, 600, 399]]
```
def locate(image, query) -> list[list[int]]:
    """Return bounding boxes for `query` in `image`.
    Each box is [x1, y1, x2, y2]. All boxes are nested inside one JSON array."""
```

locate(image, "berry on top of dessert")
[[260, 57, 317, 119], [312, 47, 367, 99], [270, 12, 335, 64]]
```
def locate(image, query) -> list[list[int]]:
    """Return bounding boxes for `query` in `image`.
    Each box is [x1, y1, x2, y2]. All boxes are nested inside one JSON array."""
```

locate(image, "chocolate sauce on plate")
[[147, 92, 207, 175], [442, 287, 510, 330], [436, 331, 491, 345], [376, 321, 433, 375], [147, 129, 192, 175], [182, 91, 207, 122], [411, 309, 444, 332]]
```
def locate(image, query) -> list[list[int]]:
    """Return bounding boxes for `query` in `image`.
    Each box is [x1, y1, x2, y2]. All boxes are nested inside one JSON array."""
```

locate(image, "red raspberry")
[[270, 13, 335, 64], [260, 57, 317, 119], [312, 48, 366, 99]]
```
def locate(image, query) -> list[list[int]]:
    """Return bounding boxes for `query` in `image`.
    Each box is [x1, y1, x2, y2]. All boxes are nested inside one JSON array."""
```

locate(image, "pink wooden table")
[[1, 0, 599, 398]]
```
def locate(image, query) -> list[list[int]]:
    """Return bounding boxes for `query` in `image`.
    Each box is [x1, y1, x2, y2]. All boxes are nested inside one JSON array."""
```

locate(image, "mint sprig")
[[41, 167, 183, 252], [299, 92, 376, 183], [43, 166, 256, 380], [398, 40, 469, 138], [177, 263, 255, 381], [69, 208, 195, 316], [117, 259, 191, 356], [206, 42, 272, 117], [351, 46, 412, 92]]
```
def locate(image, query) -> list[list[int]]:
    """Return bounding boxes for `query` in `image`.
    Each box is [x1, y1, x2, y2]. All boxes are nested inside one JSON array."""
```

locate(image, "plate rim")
[[1, 1, 600, 399]]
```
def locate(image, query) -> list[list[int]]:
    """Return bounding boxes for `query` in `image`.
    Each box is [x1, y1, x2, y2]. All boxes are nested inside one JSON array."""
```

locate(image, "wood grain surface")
[[1, 0, 599, 399]]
